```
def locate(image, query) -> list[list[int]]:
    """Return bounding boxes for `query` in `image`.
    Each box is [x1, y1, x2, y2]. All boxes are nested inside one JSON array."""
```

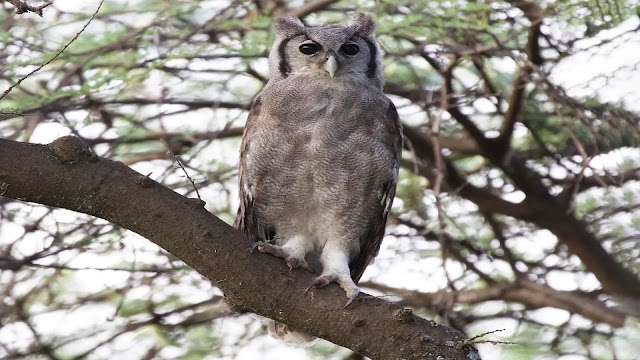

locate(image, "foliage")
[[1, 0, 640, 359]]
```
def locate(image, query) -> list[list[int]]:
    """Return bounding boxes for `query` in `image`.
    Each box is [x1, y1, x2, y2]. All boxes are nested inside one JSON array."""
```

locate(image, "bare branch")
[[362, 280, 626, 328], [5, 0, 52, 16], [161, 138, 202, 202]]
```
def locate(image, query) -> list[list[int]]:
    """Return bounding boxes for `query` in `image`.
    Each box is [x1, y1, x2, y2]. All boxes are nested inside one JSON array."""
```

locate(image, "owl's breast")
[[247, 78, 396, 240]]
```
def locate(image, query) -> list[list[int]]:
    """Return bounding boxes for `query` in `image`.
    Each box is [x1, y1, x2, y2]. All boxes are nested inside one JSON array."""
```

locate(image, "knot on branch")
[[393, 308, 414, 323], [189, 197, 207, 208], [135, 174, 154, 188], [352, 318, 365, 327], [47, 136, 96, 164]]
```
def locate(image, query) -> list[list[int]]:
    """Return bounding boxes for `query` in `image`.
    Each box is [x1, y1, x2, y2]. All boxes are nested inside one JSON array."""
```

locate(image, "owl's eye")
[[340, 43, 360, 56], [299, 43, 320, 55]]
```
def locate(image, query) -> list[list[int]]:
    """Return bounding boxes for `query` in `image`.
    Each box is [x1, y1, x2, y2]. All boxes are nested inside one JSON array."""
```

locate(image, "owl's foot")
[[306, 273, 360, 308], [252, 242, 313, 272]]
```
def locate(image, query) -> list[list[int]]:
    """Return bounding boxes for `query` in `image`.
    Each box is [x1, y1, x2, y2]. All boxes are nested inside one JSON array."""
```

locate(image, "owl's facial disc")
[[324, 50, 338, 78]]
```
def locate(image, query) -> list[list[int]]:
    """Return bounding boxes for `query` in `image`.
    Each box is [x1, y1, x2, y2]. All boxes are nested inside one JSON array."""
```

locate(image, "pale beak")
[[324, 55, 338, 78]]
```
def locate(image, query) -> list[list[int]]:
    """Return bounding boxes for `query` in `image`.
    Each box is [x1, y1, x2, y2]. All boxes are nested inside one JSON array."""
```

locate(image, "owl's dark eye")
[[340, 43, 359, 56], [299, 43, 320, 55]]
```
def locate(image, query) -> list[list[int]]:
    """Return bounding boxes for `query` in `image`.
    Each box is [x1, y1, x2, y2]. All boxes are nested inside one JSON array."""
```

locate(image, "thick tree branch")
[[0, 136, 479, 360]]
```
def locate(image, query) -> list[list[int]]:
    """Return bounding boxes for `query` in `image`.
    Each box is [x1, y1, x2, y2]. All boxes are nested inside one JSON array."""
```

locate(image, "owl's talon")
[[286, 256, 313, 272], [253, 241, 314, 273], [250, 242, 262, 253], [306, 277, 328, 292], [305, 279, 318, 292], [287, 257, 297, 270], [255, 242, 284, 256], [306, 270, 360, 308], [343, 288, 360, 308]]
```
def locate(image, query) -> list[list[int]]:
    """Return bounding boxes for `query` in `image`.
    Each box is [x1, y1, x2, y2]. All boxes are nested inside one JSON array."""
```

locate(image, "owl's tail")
[[268, 320, 317, 345]]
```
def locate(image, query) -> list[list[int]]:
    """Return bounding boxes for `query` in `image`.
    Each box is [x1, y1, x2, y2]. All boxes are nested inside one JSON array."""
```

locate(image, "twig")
[[0, 0, 105, 101], [456, 329, 517, 348], [466, 328, 506, 342], [160, 139, 202, 201], [6, 0, 52, 16]]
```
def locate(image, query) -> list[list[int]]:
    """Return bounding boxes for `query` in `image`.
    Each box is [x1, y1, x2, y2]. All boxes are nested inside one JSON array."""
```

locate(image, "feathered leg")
[[253, 235, 314, 272], [306, 242, 359, 307]]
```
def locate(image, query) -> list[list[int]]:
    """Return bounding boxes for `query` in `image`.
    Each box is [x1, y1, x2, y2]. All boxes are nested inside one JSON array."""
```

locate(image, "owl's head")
[[268, 13, 383, 88]]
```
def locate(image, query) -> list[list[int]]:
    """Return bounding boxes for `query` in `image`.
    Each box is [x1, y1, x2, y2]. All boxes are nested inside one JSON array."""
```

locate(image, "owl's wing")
[[234, 96, 264, 241], [349, 101, 403, 282]]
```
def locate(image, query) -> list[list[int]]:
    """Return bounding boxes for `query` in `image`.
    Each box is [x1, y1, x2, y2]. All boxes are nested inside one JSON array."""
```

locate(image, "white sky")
[[550, 17, 640, 111]]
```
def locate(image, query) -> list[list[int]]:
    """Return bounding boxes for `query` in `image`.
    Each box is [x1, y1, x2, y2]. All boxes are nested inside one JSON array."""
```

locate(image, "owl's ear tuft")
[[274, 16, 305, 37], [350, 13, 376, 37]]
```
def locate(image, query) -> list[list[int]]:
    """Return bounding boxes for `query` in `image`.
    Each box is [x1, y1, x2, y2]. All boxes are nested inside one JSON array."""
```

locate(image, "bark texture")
[[0, 136, 480, 360]]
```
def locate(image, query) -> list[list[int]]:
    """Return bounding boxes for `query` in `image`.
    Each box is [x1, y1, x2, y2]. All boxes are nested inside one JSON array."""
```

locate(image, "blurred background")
[[1, 0, 640, 359]]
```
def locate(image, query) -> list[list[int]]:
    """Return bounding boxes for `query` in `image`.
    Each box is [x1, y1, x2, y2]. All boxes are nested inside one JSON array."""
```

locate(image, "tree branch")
[[404, 125, 640, 298], [5, 0, 52, 16], [403, 126, 533, 219], [497, 0, 544, 154], [362, 279, 626, 328], [0, 136, 480, 360]]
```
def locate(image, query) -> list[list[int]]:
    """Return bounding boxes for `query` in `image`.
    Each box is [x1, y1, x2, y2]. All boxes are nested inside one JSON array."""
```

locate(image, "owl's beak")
[[324, 54, 338, 78]]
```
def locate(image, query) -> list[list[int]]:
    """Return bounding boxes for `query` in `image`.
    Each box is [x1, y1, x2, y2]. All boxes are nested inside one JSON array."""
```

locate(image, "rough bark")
[[0, 136, 480, 360]]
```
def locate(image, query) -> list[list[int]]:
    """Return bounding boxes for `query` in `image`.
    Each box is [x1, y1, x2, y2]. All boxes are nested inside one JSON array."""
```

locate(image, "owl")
[[234, 13, 402, 342]]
